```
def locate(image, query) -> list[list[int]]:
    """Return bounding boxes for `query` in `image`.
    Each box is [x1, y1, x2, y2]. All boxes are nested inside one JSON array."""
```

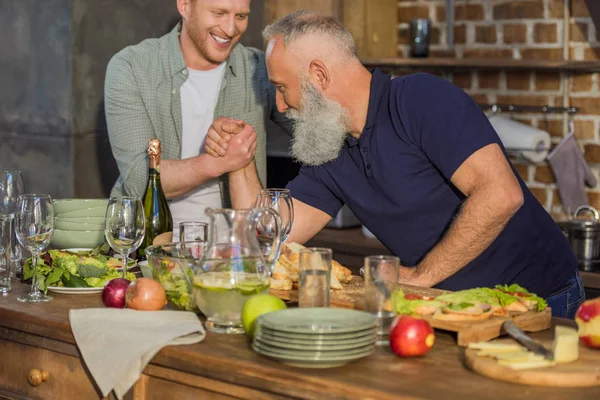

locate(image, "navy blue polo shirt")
[[287, 69, 577, 298]]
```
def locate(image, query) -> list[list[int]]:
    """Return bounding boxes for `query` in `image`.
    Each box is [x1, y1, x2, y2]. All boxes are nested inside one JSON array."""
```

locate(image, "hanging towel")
[[546, 132, 597, 213]]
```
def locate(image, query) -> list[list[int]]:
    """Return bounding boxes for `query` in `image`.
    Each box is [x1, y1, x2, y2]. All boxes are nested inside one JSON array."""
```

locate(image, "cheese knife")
[[502, 320, 554, 360]]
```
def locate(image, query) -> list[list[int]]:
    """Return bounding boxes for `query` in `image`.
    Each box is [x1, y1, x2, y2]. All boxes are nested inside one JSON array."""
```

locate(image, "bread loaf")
[[282, 242, 306, 264], [273, 242, 351, 290], [269, 277, 292, 291]]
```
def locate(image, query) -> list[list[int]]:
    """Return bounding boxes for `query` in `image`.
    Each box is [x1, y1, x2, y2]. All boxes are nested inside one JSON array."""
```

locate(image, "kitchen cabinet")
[[264, 0, 398, 59], [1, 283, 598, 399]]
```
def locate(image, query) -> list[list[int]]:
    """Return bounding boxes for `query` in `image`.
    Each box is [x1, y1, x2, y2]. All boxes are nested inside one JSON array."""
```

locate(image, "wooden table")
[[0, 283, 598, 399], [308, 228, 600, 294]]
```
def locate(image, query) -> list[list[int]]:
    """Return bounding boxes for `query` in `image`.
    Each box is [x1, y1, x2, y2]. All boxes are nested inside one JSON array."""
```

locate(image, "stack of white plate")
[[253, 308, 378, 368]]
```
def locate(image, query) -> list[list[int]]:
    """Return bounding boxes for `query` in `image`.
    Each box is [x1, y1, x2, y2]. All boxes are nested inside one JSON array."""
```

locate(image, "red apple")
[[575, 298, 600, 349], [389, 315, 435, 357]]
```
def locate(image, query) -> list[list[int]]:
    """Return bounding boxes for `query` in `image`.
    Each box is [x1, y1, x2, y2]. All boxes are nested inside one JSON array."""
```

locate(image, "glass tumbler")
[[298, 248, 332, 308], [364, 255, 400, 345], [0, 214, 13, 293], [410, 18, 431, 57]]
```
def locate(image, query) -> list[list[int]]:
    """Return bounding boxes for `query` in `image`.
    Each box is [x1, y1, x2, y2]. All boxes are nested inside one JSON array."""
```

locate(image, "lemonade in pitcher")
[[193, 258, 270, 334]]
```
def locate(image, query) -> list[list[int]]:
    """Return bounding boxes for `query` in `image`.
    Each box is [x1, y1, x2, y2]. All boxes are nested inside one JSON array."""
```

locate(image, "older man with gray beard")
[[205, 10, 583, 319]]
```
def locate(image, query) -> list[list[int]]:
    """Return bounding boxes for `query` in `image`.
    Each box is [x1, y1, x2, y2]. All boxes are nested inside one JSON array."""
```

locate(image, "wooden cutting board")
[[270, 276, 552, 346], [464, 337, 600, 387]]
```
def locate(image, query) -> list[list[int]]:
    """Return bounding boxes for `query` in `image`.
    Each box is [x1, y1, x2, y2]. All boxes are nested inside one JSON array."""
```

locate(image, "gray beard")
[[286, 81, 350, 166]]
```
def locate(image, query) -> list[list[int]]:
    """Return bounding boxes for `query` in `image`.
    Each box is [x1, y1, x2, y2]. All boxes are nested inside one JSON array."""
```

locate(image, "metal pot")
[[558, 205, 600, 271]]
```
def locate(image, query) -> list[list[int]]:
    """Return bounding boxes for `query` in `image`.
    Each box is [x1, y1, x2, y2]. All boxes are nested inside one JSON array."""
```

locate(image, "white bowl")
[[56, 207, 106, 218], [54, 220, 104, 231], [51, 229, 105, 249], [53, 199, 108, 215], [55, 216, 105, 224]]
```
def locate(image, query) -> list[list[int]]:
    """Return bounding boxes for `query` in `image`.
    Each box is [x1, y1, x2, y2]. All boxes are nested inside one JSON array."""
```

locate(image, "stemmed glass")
[[0, 171, 24, 215], [254, 189, 294, 243], [0, 171, 24, 274], [15, 194, 54, 303], [104, 197, 145, 278]]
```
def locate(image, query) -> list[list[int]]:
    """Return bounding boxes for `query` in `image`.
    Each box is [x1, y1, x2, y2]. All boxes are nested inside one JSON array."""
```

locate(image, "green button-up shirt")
[[104, 23, 289, 206]]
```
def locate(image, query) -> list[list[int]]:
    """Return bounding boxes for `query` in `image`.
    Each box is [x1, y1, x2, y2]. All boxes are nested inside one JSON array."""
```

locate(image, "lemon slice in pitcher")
[[193, 272, 234, 292]]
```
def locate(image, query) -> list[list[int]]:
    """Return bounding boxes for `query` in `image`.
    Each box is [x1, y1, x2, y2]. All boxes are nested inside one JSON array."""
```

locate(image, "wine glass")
[[0, 171, 24, 215], [254, 189, 294, 243], [0, 171, 24, 274], [104, 197, 145, 278], [14, 194, 54, 302]]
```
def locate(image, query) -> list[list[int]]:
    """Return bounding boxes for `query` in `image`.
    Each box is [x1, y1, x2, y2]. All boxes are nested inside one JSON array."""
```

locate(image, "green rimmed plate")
[[253, 340, 374, 357], [254, 333, 376, 351], [255, 325, 377, 341], [256, 308, 377, 334], [251, 343, 375, 369]]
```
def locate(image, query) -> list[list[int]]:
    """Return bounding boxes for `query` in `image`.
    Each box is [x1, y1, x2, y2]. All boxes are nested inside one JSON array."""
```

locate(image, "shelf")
[[361, 57, 600, 72]]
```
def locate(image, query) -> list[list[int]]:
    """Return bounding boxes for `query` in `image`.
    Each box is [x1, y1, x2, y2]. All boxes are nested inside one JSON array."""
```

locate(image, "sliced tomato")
[[495, 288, 529, 298], [506, 291, 529, 298], [404, 293, 425, 300]]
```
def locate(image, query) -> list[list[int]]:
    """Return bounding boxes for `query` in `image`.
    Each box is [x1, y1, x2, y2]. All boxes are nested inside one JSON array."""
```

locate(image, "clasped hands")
[[204, 117, 256, 172]]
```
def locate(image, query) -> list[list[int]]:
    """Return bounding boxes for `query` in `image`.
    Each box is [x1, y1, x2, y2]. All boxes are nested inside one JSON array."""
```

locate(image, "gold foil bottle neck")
[[148, 139, 162, 170]]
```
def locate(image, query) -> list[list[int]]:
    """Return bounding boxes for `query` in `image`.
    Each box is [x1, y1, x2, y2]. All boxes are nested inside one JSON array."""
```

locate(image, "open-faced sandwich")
[[392, 284, 547, 321]]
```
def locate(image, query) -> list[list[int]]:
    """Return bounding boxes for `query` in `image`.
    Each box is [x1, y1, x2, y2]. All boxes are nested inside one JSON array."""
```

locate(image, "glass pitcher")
[[193, 207, 282, 334]]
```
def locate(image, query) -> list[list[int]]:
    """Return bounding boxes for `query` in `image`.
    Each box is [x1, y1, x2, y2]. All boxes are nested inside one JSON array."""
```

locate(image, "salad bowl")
[[144, 241, 205, 312]]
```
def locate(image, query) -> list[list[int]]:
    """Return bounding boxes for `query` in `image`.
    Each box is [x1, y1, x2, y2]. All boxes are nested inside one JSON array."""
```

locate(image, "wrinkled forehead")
[[269, 37, 301, 81]]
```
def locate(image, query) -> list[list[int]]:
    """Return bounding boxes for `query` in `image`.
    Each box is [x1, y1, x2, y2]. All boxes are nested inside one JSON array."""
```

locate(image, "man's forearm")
[[161, 154, 223, 199], [408, 190, 521, 287], [228, 161, 263, 209]]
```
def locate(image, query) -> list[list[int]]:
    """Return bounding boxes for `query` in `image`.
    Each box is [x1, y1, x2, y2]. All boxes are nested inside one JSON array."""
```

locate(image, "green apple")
[[241, 294, 287, 338]]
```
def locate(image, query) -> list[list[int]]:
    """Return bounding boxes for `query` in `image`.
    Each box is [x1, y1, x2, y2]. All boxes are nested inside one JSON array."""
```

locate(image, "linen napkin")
[[69, 309, 205, 399]]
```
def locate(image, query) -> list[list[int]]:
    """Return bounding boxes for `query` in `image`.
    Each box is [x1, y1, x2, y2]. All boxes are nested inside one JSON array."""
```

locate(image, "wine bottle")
[[139, 138, 173, 259]]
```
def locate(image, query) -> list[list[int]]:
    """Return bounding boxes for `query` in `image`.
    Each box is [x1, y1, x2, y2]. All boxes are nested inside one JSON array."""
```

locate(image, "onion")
[[102, 278, 131, 308], [125, 278, 167, 311]]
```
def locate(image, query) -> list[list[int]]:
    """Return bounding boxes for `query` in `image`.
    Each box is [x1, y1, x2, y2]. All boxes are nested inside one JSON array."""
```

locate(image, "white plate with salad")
[[23, 246, 137, 295], [47, 286, 104, 294]]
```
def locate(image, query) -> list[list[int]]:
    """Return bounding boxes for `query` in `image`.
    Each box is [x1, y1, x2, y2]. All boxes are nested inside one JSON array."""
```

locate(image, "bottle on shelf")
[[138, 138, 173, 259]]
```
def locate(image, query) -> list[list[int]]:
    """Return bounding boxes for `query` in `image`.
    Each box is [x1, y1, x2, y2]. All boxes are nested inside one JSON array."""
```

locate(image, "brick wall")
[[396, 0, 600, 219]]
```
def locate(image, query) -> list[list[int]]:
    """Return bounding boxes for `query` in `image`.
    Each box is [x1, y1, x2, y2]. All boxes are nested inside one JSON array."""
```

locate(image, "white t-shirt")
[[169, 63, 226, 239]]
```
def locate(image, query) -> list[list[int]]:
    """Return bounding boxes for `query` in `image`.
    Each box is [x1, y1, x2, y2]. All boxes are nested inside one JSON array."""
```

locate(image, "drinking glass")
[[298, 248, 332, 308], [364, 255, 400, 346], [254, 189, 294, 243], [0, 171, 24, 276], [104, 197, 145, 278], [179, 221, 208, 243], [410, 18, 431, 57], [0, 214, 13, 293], [15, 194, 54, 302]]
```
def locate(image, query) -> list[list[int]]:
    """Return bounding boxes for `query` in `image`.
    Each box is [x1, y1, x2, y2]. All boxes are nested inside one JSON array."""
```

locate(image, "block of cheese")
[[468, 342, 525, 353], [498, 359, 556, 370], [552, 325, 579, 364], [493, 351, 543, 362]]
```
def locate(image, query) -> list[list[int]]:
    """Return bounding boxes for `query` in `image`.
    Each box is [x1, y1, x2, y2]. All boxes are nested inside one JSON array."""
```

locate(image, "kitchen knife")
[[502, 320, 554, 360]]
